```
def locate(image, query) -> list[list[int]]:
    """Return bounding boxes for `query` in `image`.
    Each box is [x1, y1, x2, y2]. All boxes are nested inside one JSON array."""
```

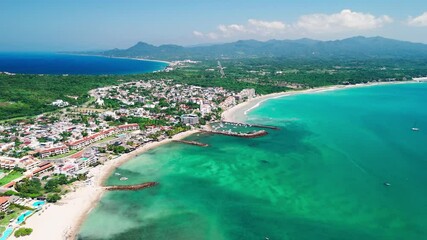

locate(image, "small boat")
[[120, 177, 128, 181], [384, 182, 391, 187], [412, 127, 419, 131], [115, 173, 121, 176]]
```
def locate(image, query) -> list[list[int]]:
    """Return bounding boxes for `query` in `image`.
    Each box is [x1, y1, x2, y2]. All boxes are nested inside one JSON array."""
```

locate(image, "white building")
[[51, 100, 69, 108], [181, 114, 199, 125]]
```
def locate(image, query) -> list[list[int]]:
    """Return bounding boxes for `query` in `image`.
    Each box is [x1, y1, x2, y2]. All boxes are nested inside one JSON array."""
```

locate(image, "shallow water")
[[79, 82, 427, 240]]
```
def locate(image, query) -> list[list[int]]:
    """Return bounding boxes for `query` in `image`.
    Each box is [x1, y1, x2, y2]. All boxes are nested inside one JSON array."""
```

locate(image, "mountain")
[[95, 36, 427, 60]]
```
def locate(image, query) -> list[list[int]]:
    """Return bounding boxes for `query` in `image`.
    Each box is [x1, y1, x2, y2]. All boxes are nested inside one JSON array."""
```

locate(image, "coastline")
[[222, 80, 426, 122], [9, 78, 427, 240], [65, 52, 172, 65], [11, 130, 198, 240]]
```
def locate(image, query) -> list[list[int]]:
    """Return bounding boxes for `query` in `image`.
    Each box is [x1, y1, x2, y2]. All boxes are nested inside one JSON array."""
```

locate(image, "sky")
[[1, 0, 427, 51]]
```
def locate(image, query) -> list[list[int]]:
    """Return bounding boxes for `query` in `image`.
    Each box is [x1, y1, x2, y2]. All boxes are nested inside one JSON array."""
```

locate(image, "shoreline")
[[9, 78, 427, 239], [64, 52, 172, 65], [11, 129, 198, 240], [222, 79, 426, 122]]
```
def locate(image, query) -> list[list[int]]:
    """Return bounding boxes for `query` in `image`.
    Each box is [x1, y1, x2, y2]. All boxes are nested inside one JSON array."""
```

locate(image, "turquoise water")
[[32, 201, 45, 208], [79, 82, 427, 240], [0, 228, 13, 240], [16, 211, 32, 224], [0, 53, 168, 75]]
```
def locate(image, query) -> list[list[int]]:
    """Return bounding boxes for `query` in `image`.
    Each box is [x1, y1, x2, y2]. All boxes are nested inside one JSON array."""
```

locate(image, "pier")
[[173, 140, 209, 147], [201, 130, 268, 138], [104, 182, 158, 191], [221, 121, 280, 130]]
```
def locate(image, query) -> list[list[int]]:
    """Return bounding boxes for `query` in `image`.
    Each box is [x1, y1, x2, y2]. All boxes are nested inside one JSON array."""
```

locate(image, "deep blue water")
[[0, 53, 168, 75]]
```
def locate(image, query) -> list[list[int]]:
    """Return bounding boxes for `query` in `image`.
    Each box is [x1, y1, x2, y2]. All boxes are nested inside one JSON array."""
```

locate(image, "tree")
[[14, 228, 33, 237], [3, 190, 18, 196], [57, 174, 68, 185], [44, 179, 59, 193], [15, 178, 42, 198], [46, 193, 61, 203]]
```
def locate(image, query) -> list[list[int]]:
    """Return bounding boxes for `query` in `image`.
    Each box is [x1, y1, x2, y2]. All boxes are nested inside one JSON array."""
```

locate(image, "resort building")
[[17, 156, 40, 170], [55, 163, 79, 176], [0, 157, 16, 169], [32, 162, 54, 176], [67, 124, 139, 150], [117, 123, 140, 131], [37, 145, 69, 158], [75, 157, 98, 170], [0, 156, 40, 170], [181, 114, 199, 125], [0, 197, 10, 212]]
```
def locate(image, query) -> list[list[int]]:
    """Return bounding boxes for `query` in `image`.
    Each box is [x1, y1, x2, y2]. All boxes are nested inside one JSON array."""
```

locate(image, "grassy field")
[[0, 170, 23, 186], [45, 150, 79, 160], [0, 205, 27, 231]]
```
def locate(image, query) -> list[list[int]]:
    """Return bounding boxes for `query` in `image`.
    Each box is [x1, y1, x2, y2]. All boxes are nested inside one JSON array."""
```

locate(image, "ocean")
[[78, 82, 427, 240], [0, 53, 168, 75]]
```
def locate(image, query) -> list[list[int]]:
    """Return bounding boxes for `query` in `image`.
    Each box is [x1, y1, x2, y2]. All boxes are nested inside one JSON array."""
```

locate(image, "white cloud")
[[193, 19, 287, 39], [408, 12, 427, 26], [296, 9, 393, 33], [193, 9, 393, 40], [192, 31, 204, 37], [248, 19, 286, 30]]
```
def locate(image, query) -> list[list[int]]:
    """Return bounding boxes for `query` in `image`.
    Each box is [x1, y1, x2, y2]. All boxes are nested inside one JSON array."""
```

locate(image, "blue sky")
[[1, 0, 427, 51]]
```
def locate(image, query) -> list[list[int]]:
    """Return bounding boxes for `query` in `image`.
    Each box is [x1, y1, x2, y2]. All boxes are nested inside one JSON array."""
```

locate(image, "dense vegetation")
[[13, 174, 76, 199], [94, 36, 427, 60], [1, 57, 427, 121], [0, 74, 133, 120]]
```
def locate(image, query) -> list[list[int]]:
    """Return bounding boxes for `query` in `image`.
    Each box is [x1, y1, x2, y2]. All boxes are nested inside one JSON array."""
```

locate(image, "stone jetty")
[[221, 121, 280, 130], [201, 130, 268, 138], [173, 140, 209, 147], [105, 182, 158, 191]]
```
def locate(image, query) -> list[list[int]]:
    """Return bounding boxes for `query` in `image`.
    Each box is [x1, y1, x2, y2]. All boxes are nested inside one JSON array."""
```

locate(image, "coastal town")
[[0, 76, 256, 239]]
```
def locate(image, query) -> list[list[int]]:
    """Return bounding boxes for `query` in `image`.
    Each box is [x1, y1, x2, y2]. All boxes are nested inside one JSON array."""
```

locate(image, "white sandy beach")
[[222, 80, 425, 122], [10, 130, 198, 240]]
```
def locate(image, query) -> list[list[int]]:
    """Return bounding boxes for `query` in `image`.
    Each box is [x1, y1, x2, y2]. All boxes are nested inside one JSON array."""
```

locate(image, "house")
[[51, 99, 69, 107]]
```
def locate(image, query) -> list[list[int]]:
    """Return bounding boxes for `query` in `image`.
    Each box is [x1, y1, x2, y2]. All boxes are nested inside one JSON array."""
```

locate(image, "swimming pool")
[[32, 200, 45, 208], [0, 227, 13, 240], [16, 210, 32, 224]]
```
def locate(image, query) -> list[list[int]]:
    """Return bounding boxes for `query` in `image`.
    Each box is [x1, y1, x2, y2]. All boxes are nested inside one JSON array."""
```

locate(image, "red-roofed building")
[[0, 156, 40, 170], [0, 196, 10, 211], [37, 145, 69, 158], [32, 163, 54, 176], [56, 163, 78, 176], [117, 123, 139, 131], [2, 181, 16, 189], [67, 124, 139, 150]]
